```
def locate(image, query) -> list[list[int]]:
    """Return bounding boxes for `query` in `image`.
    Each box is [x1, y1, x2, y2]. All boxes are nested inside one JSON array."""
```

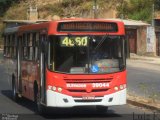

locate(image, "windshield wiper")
[[94, 34, 108, 52]]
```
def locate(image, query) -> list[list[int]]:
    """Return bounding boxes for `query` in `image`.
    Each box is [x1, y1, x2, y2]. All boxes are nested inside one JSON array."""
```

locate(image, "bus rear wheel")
[[96, 106, 108, 113], [11, 75, 20, 102]]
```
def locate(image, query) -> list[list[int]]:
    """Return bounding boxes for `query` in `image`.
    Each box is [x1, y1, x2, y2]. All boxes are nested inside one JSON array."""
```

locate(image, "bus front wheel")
[[36, 93, 43, 114], [36, 93, 48, 115], [34, 85, 46, 115]]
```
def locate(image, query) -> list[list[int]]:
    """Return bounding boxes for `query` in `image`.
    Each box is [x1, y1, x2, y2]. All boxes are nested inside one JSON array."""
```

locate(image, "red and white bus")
[[3, 18, 126, 113]]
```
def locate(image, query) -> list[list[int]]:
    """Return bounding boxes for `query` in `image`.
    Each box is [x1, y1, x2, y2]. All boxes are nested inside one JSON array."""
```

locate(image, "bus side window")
[[22, 33, 29, 60], [7, 35, 10, 57], [11, 34, 16, 59], [14, 35, 17, 58], [4, 35, 6, 56], [32, 33, 36, 60], [28, 33, 33, 60], [32, 32, 39, 61], [8, 35, 11, 58], [5, 35, 7, 57], [35, 32, 39, 61]]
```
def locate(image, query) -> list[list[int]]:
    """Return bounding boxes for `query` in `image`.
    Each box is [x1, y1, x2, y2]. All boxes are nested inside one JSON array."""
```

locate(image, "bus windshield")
[[48, 35, 125, 74]]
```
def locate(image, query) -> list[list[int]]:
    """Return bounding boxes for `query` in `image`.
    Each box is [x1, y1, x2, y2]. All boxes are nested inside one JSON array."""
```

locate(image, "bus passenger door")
[[40, 34, 47, 104]]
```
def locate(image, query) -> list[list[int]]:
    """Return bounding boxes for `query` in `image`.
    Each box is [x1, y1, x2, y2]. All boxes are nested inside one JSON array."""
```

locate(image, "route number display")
[[60, 36, 88, 47]]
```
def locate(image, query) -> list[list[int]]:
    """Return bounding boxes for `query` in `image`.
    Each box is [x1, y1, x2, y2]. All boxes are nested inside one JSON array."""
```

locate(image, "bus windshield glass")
[[48, 35, 125, 74]]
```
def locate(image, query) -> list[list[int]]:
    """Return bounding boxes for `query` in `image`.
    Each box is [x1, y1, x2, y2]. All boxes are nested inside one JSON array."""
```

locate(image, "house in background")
[[107, 18, 157, 57], [103, 8, 157, 57], [122, 19, 153, 57], [154, 19, 160, 56]]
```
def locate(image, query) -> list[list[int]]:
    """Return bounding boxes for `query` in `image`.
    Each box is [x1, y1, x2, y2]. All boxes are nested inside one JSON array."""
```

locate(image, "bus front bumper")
[[46, 89, 126, 107]]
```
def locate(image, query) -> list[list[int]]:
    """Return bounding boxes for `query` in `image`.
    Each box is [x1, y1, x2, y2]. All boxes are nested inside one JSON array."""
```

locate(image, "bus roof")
[[13, 19, 125, 35], [4, 26, 19, 34]]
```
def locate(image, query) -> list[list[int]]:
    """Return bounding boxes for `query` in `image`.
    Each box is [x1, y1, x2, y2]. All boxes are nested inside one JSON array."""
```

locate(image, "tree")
[[117, 0, 154, 22], [155, 0, 160, 10], [0, 0, 19, 16]]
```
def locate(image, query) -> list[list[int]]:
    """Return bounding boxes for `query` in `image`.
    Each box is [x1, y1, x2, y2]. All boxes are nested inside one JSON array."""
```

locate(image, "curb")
[[129, 58, 154, 61], [127, 99, 160, 112], [127, 58, 160, 65]]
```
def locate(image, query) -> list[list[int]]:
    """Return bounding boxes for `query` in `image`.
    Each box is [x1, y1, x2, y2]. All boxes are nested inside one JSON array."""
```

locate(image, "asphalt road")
[[0, 58, 157, 120], [127, 59, 160, 100]]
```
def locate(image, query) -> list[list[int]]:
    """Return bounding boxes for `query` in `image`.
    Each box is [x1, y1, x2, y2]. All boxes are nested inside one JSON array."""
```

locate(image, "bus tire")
[[96, 106, 108, 113], [36, 93, 44, 114], [34, 82, 46, 115], [36, 94, 47, 115], [11, 75, 19, 102]]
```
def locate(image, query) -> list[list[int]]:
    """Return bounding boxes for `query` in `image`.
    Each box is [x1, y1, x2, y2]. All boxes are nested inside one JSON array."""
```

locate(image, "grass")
[[139, 82, 160, 103]]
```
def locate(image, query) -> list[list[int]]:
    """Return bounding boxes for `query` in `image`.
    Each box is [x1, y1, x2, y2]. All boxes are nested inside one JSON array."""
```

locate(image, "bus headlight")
[[48, 85, 52, 90], [114, 86, 119, 91], [120, 85, 124, 90], [48, 85, 62, 92], [58, 87, 62, 92], [52, 86, 56, 91]]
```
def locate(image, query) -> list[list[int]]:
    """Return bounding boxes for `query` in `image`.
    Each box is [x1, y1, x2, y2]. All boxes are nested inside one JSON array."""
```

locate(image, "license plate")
[[82, 95, 95, 100]]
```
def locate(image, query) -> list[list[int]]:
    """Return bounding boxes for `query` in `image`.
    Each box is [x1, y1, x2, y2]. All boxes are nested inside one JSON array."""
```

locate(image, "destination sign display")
[[58, 22, 118, 32], [60, 36, 88, 47]]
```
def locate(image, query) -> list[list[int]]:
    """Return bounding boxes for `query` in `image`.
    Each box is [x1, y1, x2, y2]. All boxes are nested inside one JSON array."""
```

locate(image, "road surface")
[[127, 59, 160, 100]]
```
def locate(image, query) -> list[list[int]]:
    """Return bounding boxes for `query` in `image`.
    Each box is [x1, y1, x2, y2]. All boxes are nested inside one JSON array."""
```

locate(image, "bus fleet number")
[[92, 83, 109, 88]]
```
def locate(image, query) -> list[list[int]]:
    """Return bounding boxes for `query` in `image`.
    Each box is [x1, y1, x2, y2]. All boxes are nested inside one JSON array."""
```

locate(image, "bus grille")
[[68, 89, 109, 93], [74, 99, 102, 103], [64, 78, 113, 83], [65, 78, 112, 93]]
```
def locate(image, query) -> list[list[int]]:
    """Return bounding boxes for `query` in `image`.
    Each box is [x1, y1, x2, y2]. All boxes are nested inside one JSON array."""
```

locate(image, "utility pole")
[[93, 0, 97, 19], [27, 0, 38, 20], [152, 4, 155, 27], [121, 0, 124, 19]]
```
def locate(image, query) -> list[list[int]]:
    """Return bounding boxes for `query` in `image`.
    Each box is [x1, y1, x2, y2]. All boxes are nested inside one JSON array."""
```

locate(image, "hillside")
[[3, 0, 119, 20]]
